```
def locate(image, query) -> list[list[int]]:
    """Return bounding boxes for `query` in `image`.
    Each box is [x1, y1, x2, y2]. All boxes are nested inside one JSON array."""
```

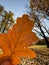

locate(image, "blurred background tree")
[[28, 0, 49, 48], [0, 5, 14, 33]]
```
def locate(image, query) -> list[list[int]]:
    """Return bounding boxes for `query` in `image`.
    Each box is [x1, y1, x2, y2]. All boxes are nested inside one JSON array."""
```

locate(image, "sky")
[[0, 0, 28, 18], [0, 0, 49, 28]]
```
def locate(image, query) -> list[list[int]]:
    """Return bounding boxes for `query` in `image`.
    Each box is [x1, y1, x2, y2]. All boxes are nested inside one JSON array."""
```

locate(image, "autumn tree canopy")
[[0, 5, 14, 33], [28, 0, 49, 47], [0, 14, 39, 65]]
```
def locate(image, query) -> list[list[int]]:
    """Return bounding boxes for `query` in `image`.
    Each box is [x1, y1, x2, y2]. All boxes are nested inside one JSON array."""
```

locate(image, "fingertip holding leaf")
[[1, 61, 13, 65]]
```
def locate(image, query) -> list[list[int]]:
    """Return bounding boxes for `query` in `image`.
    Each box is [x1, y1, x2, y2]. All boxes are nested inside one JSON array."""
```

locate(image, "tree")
[[0, 14, 38, 65], [0, 5, 14, 33], [28, 0, 49, 48]]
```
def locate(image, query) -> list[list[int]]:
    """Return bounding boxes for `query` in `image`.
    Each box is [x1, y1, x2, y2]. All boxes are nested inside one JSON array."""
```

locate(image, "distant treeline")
[[36, 39, 46, 45]]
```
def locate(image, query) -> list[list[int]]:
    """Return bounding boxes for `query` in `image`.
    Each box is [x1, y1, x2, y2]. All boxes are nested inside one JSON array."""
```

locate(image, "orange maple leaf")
[[0, 14, 39, 65]]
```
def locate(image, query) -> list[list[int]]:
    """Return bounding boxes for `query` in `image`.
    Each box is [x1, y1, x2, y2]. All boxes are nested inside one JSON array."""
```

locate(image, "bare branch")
[[33, 29, 43, 37], [41, 25, 49, 34]]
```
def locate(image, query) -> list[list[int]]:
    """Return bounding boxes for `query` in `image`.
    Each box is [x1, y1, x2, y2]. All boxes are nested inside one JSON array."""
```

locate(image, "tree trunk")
[[44, 36, 49, 48], [38, 21, 49, 48], [39, 25, 49, 48]]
